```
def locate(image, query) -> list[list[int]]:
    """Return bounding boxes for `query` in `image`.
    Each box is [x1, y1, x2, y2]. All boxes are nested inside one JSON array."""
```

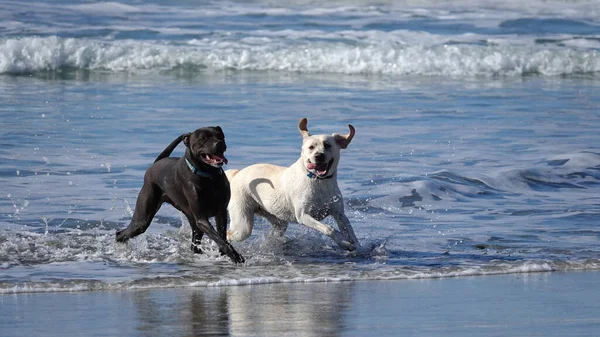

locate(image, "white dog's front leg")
[[331, 210, 359, 248], [298, 213, 356, 251]]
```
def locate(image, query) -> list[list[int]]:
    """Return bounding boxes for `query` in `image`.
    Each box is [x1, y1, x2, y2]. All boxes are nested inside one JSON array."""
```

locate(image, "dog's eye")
[[309, 145, 315, 150], [323, 142, 331, 149]]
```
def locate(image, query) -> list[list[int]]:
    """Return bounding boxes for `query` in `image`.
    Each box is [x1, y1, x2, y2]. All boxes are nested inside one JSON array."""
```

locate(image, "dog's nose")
[[314, 153, 325, 162]]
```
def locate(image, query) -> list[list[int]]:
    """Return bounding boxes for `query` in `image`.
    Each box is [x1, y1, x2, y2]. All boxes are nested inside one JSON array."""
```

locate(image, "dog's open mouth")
[[202, 153, 228, 167], [307, 159, 333, 177]]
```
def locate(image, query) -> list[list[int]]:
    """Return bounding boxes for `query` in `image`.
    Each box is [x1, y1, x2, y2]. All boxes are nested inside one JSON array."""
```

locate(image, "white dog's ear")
[[298, 118, 310, 138], [333, 124, 355, 149]]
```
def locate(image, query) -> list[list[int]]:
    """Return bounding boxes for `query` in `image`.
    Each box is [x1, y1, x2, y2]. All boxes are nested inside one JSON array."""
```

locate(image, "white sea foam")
[[2, 215, 599, 294], [1, 36, 599, 76], [547, 151, 600, 169], [2, 259, 598, 294], [2, 0, 599, 77], [65, 2, 142, 15]]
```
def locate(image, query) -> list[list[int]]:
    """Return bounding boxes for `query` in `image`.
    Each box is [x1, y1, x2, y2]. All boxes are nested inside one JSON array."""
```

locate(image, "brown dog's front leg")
[[215, 209, 228, 241], [185, 214, 204, 254], [193, 217, 245, 264], [215, 209, 235, 258]]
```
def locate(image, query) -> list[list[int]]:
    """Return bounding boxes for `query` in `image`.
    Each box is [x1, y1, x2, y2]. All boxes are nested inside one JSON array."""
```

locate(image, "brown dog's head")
[[184, 126, 228, 168], [298, 118, 354, 179]]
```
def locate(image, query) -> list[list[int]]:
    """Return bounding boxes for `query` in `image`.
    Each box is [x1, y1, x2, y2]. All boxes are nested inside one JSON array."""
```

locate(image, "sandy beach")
[[2, 271, 598, 337]]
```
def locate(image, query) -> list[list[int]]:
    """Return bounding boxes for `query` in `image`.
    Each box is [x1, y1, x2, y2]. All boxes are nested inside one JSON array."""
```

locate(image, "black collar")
[[185, 157, 223, 178], [306, 171, 334, 180]]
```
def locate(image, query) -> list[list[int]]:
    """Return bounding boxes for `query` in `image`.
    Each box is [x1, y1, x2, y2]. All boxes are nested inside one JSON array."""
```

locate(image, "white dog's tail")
[[225, 169, 240, 182]]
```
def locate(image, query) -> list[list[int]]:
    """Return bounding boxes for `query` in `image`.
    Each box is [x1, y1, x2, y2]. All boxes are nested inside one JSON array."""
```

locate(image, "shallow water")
[[3, 272, 600, 337], [1, 0, 599, 293]]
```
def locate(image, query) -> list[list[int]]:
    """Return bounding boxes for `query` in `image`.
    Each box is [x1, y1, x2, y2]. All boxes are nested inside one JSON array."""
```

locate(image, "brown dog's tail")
[[154, 133, 186, 163]]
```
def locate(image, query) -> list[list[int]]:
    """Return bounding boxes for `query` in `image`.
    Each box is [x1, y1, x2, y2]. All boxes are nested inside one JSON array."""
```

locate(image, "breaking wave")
[[1, 36, 599, 77]]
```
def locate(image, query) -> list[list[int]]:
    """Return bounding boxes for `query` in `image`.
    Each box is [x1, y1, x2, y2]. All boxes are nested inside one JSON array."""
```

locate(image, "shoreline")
[[2, 270, 598, 336], [1, 267, 598, 295]]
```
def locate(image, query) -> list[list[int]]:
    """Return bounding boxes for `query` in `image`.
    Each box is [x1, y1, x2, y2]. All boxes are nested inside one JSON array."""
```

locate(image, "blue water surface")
[[0, 0, 599, 293]]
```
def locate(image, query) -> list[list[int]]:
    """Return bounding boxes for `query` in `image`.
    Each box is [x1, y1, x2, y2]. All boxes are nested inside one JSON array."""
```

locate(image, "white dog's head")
[[298, 118, 355, 179]]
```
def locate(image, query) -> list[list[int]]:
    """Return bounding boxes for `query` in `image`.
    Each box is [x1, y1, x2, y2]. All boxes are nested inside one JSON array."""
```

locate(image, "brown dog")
[[116, 127, 244, 263]]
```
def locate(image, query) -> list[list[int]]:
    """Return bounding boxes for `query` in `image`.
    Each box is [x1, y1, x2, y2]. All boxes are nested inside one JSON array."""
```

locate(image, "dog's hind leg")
[[263, 213, 288, 238], [116, 183, 162, 242]]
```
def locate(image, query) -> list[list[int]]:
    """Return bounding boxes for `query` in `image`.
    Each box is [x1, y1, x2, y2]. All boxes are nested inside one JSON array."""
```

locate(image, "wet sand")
[[1, 271, 599, 337]]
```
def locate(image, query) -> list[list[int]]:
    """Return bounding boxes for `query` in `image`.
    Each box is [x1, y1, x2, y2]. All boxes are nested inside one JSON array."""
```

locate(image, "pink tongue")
[[211, 154, 228, 165], [307, 163, 327, 174]]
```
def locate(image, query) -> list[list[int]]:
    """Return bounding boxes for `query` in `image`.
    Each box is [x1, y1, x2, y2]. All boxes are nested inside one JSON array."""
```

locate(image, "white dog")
[[226, 118, 359, 251]]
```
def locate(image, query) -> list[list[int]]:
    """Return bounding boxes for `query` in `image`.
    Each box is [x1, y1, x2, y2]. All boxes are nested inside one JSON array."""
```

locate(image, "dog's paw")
[[332, 231, 357, 251], [341, 240, 357, 252], [231, 251, 245, 264], [227, 250, 245, 264], [190, 243, 204, 254], [115, 230, 129, 243], [219, 246, 245, 264]]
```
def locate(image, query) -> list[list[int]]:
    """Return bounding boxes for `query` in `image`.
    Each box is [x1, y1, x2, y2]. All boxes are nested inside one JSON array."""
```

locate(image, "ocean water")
[[1, 0, 599, 294]]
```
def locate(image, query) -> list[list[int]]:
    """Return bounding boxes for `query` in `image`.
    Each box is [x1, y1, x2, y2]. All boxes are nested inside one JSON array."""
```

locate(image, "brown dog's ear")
[[298, 118, 310, 138], [333, 124, 355, 149], [214, 126, 223, 134], [183, 132, 192, 147]]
